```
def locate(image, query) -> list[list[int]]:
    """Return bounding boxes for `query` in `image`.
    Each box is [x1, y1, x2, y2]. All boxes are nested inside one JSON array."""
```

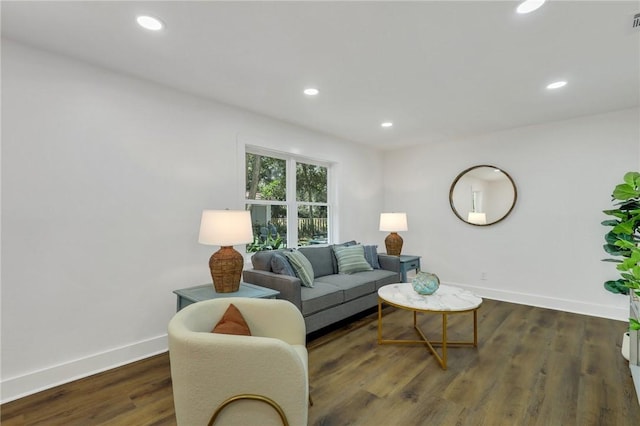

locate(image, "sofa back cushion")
[[251, 250, 276, 271], [298, 246, 334, 278]]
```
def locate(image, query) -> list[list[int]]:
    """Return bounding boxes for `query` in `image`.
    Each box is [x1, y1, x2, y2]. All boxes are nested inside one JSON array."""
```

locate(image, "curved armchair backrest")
[[168, 297, 308, 426]]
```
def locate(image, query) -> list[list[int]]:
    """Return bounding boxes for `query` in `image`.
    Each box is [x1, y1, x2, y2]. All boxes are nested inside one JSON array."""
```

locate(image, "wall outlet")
[[481, 272, 487, 280]]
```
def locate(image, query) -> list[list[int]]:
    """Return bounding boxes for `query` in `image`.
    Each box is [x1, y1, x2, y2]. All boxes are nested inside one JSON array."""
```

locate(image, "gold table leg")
[[377, 298, 383, 344], [378, 297, 479, 370]]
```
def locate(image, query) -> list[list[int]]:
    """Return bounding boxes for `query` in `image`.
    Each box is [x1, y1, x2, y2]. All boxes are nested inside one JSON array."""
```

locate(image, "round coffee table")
[[377, 283, 482, 370]]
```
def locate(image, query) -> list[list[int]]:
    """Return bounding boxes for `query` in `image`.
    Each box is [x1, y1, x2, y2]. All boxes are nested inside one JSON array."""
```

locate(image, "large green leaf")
[[601, 219, 620, 227], [605, 231, 621, 244], [603, 209, 628, 219], [613, 183, 640, 201], [621, 233, 635, 242], [605, 229, 634, 240], [603, 244, 626, 256], [614, 239, 636, 249], [604, 280, 630, 294], [613, 220, 634, 235], [630, 318, 640, 331], [603, 209, 629, 219], [618, 255, 640, 271], [623, 171, 640, 187]]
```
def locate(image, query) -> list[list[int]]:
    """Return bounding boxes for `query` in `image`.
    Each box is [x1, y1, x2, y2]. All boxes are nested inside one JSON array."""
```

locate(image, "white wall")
[[383, 108, 640, 321], [3, 37, 637, 403], [0, 40, 385, 402]]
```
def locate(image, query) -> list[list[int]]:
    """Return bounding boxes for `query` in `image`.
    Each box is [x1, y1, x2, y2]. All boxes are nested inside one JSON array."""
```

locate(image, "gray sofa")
[[242, 245, 401, 334]]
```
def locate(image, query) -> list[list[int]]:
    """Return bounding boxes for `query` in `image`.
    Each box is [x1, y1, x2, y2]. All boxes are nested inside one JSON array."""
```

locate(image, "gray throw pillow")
[[271, 253, 296, 277], [283, 250, 315, 287], [362, 245, 380, 269]]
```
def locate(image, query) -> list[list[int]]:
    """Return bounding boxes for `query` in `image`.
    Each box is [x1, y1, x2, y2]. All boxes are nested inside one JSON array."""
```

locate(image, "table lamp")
[[379, 212, 408, 256], [198, 210, 253, 293]]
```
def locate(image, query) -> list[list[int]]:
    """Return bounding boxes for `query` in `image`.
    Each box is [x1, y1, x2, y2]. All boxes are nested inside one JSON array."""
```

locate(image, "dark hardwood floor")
[[2, 299, 639, 425]]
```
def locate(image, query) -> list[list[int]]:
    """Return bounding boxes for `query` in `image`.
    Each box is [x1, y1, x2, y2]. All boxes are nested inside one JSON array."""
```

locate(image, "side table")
[[399, 255, 421, 282], [173, 282, 280, 311]]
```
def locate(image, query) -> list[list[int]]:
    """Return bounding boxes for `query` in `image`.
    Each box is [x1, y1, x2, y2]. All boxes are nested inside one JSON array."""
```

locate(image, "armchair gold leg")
[[208, 394, 289, 426]]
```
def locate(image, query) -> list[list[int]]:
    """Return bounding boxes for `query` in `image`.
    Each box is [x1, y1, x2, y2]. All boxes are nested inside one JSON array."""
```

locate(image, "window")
[[245, 149, 331, 251]]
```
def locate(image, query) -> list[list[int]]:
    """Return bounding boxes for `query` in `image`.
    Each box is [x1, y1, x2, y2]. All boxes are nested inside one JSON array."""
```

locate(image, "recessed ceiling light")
[[303, 88, 319, 96], [381, 122, 393, 128], [516, 0, 546, 14], [136, 15, 164, 31], [546, 81, 567, 90]]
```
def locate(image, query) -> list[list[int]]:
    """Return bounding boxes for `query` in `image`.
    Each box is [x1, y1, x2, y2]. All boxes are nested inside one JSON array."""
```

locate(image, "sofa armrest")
[[243, 269, 302, 310], [378, 254, 401, 276]]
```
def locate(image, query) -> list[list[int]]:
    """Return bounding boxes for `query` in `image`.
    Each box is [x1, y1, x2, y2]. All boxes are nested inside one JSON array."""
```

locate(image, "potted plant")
[[602, 171, 640, 350]]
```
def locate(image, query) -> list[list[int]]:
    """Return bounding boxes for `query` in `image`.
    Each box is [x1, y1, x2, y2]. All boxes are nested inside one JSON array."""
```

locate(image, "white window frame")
[[243, 145, 333, 248]]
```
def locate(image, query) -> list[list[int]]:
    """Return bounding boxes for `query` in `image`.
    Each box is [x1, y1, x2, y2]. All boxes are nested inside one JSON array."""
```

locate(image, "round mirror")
[[449, 165, 517, 226]]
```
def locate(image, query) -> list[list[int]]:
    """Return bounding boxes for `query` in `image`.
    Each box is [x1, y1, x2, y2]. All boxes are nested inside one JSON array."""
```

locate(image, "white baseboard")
[[0, 334, 168, 404], [446, 281, 629, 322]]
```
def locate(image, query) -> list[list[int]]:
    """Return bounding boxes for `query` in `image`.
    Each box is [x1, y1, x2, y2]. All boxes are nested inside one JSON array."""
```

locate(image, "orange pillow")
[[211, 303, 251, 336]]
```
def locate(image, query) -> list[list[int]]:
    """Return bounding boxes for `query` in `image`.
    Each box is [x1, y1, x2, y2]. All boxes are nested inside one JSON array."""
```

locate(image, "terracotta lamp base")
[[209, 246, 244, 293], [385, 232, 403, 256]]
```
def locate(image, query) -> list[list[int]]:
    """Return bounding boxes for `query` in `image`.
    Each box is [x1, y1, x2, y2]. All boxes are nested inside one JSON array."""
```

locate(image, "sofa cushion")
[[316, 270, 398, 300], [271, 253, 295, 276], [371, 269, 401, 289], [284, 250, 315, 288], [333, 244, 373, 274], [315, 269, 390, 302], [251, 250, 276, 272], [298, 246, 334, 278], [300, 282, 344, 316], [362, 245, 380, 269]]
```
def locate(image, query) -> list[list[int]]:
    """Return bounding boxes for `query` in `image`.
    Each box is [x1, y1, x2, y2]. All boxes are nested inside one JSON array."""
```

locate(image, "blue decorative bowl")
[[412, 271, 440, 295]]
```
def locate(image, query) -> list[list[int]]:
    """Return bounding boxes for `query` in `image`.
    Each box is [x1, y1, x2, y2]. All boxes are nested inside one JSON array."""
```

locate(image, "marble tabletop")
[[378, 283, 482, 312]]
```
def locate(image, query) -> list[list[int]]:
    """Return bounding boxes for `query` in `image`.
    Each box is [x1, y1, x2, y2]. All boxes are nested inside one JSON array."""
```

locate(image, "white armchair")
[[168, 297, 309, 426]]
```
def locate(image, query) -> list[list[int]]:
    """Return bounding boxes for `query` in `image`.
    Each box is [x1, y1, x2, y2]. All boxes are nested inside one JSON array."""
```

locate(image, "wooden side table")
[[399, 255, 421, 282], [173, 282, 280, 311]]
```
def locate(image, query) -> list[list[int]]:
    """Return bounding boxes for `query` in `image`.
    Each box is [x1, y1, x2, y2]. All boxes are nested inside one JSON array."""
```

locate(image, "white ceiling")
[[2, 1, 639, 150]]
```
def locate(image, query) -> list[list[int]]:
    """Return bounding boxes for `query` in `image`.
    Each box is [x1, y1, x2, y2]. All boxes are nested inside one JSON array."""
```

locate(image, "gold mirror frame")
[[449, 165, 517, 226]]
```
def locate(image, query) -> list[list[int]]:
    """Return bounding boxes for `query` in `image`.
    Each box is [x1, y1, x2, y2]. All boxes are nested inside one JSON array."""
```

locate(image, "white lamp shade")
[[198, 210, 253, 246], [467, 212, 487, 225], [379, 212, 408, 232]]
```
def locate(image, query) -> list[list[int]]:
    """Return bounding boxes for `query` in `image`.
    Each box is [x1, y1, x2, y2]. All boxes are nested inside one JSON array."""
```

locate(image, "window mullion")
[[287, 158, 298, 248]]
